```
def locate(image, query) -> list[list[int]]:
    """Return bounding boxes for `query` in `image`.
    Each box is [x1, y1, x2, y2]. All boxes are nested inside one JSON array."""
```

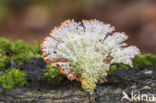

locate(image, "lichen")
[[0, 68, 27, 90], [41, 19, 140, 93]]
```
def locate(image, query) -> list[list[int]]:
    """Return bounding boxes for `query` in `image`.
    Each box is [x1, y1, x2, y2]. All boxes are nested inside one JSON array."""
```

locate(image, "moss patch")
[[110, 54, 156, 73], [0, 38, 65, 89], [133, 54, 156, 69], [110, 64, 130, 73], [40, 64, 65, 85], [0, 38, 41, 69], [0, 68, 27, 90]]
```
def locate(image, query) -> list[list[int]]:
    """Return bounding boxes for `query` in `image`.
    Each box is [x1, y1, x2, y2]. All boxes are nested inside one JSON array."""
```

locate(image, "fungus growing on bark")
[[41, 19, 140, 92]]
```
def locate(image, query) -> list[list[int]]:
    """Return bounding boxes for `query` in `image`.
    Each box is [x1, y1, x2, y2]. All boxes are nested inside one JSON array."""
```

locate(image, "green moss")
[[0, 38, 14, 53], [133, 54, 156, 69], [0, 38, 65, 86], [33, 40, 42, 55], [0, 56, 11, 70], [110, 64, 130, 73], [110, 54, 156, 73], [0, 68, 27, 90], [11, 40, 41, 66], [40, 64, 65, 85], [0, 38, 42, 69]]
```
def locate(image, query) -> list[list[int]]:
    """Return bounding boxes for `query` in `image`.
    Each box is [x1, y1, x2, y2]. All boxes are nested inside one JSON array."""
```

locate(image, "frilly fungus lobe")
[[41, 19, 140, 92]]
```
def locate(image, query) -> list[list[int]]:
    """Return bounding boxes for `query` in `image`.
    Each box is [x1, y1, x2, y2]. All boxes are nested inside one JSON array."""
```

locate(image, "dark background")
[[0, 0, 156, 54]]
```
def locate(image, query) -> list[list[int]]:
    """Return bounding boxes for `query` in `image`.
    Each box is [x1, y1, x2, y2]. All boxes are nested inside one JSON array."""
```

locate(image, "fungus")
[[41, 19, 140, 93]]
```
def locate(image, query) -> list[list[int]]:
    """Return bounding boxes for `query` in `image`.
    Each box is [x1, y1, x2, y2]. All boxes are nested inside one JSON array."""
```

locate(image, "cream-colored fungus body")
[[41, 19, 140, 93]]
